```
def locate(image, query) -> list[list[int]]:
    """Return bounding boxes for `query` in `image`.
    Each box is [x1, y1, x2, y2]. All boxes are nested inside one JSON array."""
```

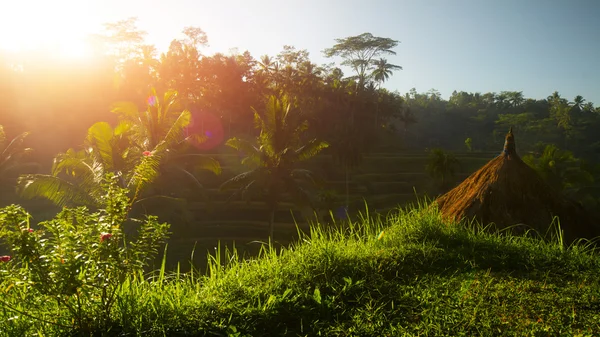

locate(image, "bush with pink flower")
[[0, 174, 170, 333]]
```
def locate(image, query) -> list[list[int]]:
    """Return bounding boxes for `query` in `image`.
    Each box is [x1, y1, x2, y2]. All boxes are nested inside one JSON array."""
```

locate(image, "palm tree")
[[111, 88, 196, 152], [507, 91, 524, 108], [17, 121, 139, 207], [371, 58, 402, 128], [256, 55, 279, 91], [18, 89, 220, 208], [220, 95, 328, 240], [371, 58, 402, 88], [119, 89, 222, 199], [572, 95, 586, 112]]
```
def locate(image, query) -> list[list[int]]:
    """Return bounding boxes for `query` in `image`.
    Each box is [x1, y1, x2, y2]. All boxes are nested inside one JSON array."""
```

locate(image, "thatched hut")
[[434, 128, 599, 242]]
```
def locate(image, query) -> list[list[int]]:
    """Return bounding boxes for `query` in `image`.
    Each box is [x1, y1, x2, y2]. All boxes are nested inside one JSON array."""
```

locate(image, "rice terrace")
[[1, 1, 600, 336]]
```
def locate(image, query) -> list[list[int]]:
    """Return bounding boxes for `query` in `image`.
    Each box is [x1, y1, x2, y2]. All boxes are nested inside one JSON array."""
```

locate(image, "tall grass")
[[2, 203, 600, 336]]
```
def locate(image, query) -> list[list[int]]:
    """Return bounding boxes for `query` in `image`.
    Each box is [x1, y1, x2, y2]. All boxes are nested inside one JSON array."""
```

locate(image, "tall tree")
[[157, 27, 208, 109], [323, 33, 400, 89], [95, 17, 147, 69]]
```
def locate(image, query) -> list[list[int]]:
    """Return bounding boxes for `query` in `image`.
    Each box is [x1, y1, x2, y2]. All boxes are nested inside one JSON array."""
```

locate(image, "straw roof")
[[434, 128, 599, 242]]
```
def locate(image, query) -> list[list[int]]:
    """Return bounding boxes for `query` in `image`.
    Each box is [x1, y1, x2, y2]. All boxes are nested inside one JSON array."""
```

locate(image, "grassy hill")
[[2, 205, 599, 336]]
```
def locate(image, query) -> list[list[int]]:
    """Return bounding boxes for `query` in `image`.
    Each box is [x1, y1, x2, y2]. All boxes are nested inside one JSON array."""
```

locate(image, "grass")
[[2, 203, 600, 336]]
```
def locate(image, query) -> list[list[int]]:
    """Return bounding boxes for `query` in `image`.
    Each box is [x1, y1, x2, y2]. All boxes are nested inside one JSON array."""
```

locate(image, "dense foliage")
[[1, 17, 600, 336]]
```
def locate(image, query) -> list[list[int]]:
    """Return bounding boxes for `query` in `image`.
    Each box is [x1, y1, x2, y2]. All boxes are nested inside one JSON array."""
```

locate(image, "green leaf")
[[16, 174, 98, 207], [85, 122, 116, 171], [313, 288, 322, 304], [220, 169, 262, 192], [226, 138, 260, 157], [295, 140, 329, 161]]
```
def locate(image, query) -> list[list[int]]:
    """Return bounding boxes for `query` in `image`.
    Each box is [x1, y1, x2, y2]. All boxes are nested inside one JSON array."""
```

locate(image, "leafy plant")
[[425, 148, 461, 192], [17, 122, 140, 207], [523, 144, 595, 198], [0, 174, 170, 334], [464, 137, 472, 152], [17, 89, 220, 208]]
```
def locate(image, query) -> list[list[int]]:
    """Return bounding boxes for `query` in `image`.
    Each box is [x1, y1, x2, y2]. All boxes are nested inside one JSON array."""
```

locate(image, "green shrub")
[[0, 174, 170, 334]]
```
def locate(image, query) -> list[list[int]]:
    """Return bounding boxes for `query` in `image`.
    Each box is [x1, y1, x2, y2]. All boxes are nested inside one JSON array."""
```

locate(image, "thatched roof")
[[435, 128, 599, 242]]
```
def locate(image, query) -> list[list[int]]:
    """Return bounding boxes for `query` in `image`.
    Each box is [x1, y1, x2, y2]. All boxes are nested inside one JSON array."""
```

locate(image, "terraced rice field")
[[1, 151, 500, 271], [159, 151, 498, 270]]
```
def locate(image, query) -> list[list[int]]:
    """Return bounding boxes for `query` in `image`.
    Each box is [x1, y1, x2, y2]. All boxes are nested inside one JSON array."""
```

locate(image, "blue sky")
[[2, 0, 599, 104]]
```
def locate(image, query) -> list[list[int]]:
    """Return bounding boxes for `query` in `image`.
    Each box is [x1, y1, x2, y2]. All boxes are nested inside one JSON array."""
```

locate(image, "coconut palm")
[[572, 95, 586, 112], [371, 58, 402, 88], [18, 88, 220, 208], [220, 94, 328, 240], [371, 58, 402, 128], [112, 88, 221, 197]]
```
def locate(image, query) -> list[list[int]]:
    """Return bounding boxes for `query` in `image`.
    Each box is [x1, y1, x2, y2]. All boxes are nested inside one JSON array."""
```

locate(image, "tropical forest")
[[1, 14, 600, 336]]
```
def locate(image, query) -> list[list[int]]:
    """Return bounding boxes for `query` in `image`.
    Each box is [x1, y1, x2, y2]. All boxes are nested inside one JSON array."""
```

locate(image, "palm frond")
[[252, 109, 265, 132], [52, 149, 98, 178], [127, 152, 161, 192], [186, 133, 208, 145], [295, 139, 329, 161], [226, 138, 261, 158], [114, 120, 133, 136], [16, 174, 98, 207], [111, 101, 140, 120], [220, 169, 263, 192], [161, 89, 180, 117], [0, 129, 31, 173], [154, 110, 192, 153], [85, 122, 116, 171], [168, 166, 205, 190]]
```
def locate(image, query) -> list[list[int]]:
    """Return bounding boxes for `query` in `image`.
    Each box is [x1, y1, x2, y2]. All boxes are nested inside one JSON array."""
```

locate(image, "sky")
[[1, 0, 599, 104]]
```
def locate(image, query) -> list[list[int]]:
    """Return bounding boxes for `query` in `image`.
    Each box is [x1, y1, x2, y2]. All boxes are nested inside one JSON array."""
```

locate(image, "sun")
[[0, 0, 99, 59]]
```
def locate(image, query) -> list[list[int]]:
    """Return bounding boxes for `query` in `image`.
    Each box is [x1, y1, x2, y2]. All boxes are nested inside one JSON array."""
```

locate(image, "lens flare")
[[185, 110, 224, 151]]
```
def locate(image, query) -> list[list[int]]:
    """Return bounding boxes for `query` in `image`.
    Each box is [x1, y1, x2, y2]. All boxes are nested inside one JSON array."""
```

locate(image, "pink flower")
[[0, 256, 11, 262], [100, 233, 113, 243], [23, 228, 33, 233], [143, 151, 152, 157], [147, 95, 157, 107]]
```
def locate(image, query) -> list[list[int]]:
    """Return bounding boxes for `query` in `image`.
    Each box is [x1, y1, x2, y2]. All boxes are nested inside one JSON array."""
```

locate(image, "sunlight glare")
[[0, 0, 98, 59]]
